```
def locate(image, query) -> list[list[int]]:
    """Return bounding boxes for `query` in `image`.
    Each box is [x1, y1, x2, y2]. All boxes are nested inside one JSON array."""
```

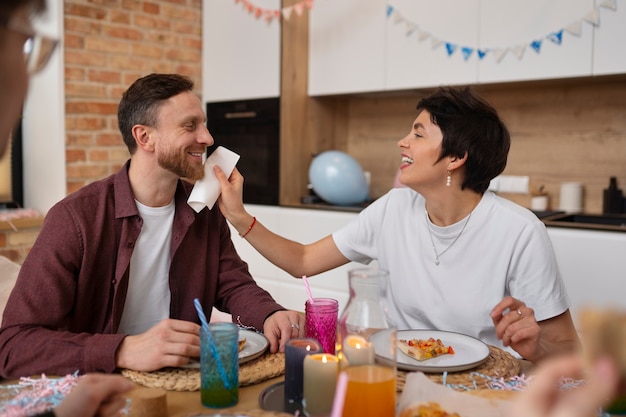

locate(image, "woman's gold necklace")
[[424, 209, 472, 266]]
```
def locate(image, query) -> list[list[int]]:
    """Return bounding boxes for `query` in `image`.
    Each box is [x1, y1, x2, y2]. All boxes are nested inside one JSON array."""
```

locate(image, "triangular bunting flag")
[[386, 5, 394, 18], [294, 3, 305, 16], [565, 20, 583, 36], [512, 44, 526, 59], [431, 37, 444, 50], [547, 30, 563, 45], [305, 0, 314, 10], [477, 49, 488, 60], [530, 40, 542, 53], [445, 43, 457, 56], [598, 0, 617, 11], [461, 47, 473, 61], [282, 5, 293, 20], [393, 13, 405, 25], [264, 10, 274, 23], [492, 48, 508, 63], [584, 8, 601, 26], [417, 30, 430, 42], [405, 22, 418, 36], [254, 7, 263, 19]]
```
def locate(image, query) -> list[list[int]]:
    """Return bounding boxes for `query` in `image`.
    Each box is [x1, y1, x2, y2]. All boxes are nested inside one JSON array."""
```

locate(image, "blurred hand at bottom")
[[512, 354, 619, 417], [54, 374, 135, 417]]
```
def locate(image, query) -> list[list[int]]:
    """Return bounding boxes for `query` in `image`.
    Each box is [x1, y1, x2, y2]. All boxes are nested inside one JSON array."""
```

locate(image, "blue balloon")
[[309, 151, 369, 206]]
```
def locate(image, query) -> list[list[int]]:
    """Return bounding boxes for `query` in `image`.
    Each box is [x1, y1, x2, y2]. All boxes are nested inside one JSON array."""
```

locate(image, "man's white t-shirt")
[[333, 189, 570, 354], [118, 200, 175, 335]]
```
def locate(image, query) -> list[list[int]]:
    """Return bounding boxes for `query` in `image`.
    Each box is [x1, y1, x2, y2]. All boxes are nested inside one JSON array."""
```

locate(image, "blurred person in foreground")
[[513, 353, 621, 417], [0, 72, 305, 379], [215, 86, 580, 363], [1, 1, 135, 415]]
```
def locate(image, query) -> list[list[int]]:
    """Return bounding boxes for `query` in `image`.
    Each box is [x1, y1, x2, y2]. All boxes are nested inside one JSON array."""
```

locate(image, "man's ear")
[[132, 125, 154, 152]]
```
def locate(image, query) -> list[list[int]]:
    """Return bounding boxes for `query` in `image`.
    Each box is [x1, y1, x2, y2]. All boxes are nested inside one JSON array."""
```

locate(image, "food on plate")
[[238, 337, 247, 352], [398, 337, 455, 361], [399, 401, 461, 417]]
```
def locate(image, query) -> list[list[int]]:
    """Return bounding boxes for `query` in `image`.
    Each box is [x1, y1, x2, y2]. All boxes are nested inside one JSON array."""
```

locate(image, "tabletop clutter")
[[6, 269, 623, 417]]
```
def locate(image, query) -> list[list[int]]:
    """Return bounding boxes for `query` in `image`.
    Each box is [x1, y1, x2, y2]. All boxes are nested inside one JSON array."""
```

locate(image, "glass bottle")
[[336, 268, 397, 417]]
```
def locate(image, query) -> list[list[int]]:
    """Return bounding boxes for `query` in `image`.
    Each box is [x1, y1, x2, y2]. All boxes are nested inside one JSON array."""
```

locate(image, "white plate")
[[181, 329, 269, 369], [371, 330, 489, 373]]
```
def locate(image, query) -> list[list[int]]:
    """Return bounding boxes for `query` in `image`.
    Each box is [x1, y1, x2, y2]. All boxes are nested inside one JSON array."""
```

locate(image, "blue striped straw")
[[193, 298, 232, 390]]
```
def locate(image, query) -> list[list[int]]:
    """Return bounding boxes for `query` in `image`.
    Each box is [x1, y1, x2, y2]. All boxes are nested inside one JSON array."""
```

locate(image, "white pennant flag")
[[405, 22, 418, 36], [418, 30, 430, 42], [584, 8, 601, 26], [431, 37, 444, 50], [598, 0, 617, 11], [492, 48, 508, 63], [282, 5, 293, 20], [512, 45, 526, 60], [393, 12, 405, 25], [565, 20, 583, 36]]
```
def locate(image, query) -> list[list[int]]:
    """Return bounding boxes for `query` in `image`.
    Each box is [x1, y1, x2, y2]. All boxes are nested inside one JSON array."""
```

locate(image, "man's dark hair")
[[117, 73, 195, 154]]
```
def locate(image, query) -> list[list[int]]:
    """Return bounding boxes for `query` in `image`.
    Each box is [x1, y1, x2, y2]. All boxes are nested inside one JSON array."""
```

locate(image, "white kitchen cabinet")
[[308, 0, 386, 96], [228, 205, 364, 313], [547, 227, 626, 331], [385, 0, 480, 91], [202, 0, 281, 102], [478, 0, 594, 83], [593, 0, 626, 75]]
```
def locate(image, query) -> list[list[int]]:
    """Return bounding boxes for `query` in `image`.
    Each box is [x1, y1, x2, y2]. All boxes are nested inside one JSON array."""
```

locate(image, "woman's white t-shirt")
[[333, 189, 570, 353]]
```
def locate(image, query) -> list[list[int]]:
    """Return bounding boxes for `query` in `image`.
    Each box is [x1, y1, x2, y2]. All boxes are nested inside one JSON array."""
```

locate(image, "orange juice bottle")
[[342, 365, 396, 417]]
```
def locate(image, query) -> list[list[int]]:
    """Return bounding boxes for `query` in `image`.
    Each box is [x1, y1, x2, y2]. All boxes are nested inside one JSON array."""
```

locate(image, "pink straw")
[[302, 275, 314, 304], [330, 371, 348, 417]]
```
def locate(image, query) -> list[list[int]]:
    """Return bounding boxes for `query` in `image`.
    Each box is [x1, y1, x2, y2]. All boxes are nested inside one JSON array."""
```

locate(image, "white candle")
[[303, 353, 340, 416], [342, 335, 375, 366]]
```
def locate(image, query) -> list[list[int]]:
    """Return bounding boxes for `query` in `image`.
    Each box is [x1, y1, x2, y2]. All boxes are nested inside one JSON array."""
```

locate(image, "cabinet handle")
[[225, 111, 257, 119]]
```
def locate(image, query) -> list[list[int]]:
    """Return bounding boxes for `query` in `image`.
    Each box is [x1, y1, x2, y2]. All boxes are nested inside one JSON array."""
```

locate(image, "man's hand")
[[115, 319, 200, 371], [263, 310, 306, 353]]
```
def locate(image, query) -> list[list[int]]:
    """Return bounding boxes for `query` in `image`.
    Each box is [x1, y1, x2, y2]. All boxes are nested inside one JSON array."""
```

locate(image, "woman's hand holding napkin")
[[187, 146, 240, 212]]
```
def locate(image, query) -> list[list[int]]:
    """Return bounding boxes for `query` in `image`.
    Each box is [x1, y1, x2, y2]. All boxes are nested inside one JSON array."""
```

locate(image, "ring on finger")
[[517, 309, 522, 316], [291, 323, 300, 330]]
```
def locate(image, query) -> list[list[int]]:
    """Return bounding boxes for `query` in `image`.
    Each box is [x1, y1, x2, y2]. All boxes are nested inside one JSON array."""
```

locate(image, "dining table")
[[1, 346, 532, 417], [120, 344, 532, 417]]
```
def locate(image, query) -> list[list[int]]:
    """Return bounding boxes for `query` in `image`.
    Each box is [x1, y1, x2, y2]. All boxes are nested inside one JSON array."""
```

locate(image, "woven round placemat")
[[185, 409, 292, 417], [121, 353, 285, 392], [395, 345, 521, 392]]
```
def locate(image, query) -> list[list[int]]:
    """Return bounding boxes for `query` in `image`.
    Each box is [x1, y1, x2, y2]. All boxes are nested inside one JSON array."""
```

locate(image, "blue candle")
[[284, 338, 322, 413]]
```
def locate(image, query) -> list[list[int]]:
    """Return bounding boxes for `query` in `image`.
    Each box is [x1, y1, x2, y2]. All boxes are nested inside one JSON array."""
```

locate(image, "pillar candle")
[[303, 353, 339, 416], [342, 335, 375, 366], [284, 338, 322, 413]]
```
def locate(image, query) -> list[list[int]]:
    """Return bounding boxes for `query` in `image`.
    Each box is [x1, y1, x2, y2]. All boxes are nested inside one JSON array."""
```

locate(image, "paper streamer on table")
[[187, 146, 240, 212]]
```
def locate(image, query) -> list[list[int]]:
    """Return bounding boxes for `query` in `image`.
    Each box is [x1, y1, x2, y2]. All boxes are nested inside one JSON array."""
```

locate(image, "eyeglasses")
[[2, 18, 59, 74]]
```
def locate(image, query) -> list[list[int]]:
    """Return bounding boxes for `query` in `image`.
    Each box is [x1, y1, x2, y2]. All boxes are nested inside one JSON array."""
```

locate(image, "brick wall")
[[64, 0, 203, 193], [1, 0, 203, 262]]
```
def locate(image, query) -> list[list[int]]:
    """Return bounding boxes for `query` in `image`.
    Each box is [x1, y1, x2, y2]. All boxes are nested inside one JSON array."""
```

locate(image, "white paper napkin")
[[397, 372, 513, 417], [187, 146, 240, 212]]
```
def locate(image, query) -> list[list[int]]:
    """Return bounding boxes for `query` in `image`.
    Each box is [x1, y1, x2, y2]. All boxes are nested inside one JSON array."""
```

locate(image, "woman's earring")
[[446, 171, 451, 187]]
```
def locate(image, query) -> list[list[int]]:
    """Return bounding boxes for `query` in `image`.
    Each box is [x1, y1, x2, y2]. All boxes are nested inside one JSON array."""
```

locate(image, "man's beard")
[[158, 150, 205, 181]]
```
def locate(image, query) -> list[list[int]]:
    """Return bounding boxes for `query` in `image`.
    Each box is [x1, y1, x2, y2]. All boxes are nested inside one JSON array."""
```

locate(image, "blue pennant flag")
[[445, 42, 457, 56], [386, 5, 394, 18], [461, 47, 473, 61], [547, 30, 563, 45], [530, 40, 542, 53], [477, 49, 488, 60]]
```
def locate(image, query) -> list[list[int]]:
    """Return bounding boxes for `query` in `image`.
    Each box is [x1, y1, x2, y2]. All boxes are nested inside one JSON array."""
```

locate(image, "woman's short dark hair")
[[117, 73, 195, 154], [416, 87, 510, 194]]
